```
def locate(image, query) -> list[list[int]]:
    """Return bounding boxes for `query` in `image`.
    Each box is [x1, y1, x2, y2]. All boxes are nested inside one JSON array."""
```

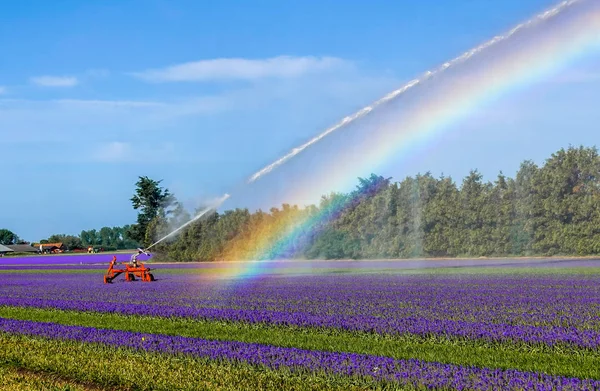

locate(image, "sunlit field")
[[0, 257, 599, 390]]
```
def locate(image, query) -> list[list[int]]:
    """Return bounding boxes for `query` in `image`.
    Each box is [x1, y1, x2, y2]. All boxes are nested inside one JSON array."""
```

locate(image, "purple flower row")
[[0, 253, 151, 266], [1, 272, 600, 347], [6, 272, 599, 329], [0, 317, 598, 391], [2, 295, 599, 349], [2, 255, 599, 268]]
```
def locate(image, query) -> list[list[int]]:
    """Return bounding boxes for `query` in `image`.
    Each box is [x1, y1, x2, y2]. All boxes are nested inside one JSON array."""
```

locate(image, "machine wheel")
[[148, 273, 155, 281], [126, 273, 135, 281], [104, 275, 110, 284]]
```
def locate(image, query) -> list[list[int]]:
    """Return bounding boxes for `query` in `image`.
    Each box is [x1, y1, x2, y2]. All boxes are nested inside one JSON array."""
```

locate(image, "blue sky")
[[2, 0, 600, 241]]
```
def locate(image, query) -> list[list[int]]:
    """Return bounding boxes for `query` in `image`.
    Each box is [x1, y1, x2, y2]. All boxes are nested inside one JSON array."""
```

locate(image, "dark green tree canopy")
[[130, 176, 175, 216], [7, 145, 599, 261], [45, 234, 82, 250], [147, 145, 600, 262], [128, 176, 177, 246], [80, 226, 139, 250], [0, 229, 18, 245]]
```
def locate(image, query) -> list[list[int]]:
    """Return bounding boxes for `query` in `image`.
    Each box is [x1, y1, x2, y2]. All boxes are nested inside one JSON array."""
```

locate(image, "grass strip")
[[0, 332, 414, 391], [0, 306, 599, 380], [0, 364, 109, 391]]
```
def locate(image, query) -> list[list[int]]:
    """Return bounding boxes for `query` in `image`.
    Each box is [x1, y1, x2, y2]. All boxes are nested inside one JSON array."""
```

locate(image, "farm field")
[[0, 257, 599, 390], [0, 252, 151, 266]]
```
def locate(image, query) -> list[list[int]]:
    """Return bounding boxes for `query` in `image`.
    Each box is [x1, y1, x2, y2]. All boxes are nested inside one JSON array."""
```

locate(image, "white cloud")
[[90, 141, 177, 163], [54, 99, 164, 109], [30, 75, 79, 87], [92, 141, 133, 162], [0, 96, 235, 145], [131, 55, 352, 83], [0, 69, 398, 150], [0, 98, 169, 144], [85, 69, 110, 78]]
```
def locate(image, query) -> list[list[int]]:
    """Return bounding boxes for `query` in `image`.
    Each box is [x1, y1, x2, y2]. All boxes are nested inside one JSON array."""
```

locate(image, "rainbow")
[[210, 0, 600, 281]]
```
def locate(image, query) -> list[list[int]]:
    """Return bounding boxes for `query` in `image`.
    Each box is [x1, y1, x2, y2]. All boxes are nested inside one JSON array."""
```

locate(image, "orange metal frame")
[[104, 256, 155, 283]]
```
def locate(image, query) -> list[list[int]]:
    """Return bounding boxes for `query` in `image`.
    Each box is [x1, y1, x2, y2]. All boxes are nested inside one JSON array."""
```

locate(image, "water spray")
[[144, 0, 582, 251], [145, 193, 230, 251], [246, 0, 581, 184]]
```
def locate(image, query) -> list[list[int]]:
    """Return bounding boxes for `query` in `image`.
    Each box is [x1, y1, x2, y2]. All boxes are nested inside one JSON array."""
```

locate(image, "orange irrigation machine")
[[104, 256, 155, 283]]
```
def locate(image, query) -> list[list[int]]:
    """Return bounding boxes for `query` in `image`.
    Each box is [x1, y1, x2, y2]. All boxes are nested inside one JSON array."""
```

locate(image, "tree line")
[[144, 145, 600, 261], [0, 228, 140, 251], [0, 175, 168, 251], [42, 227, 140, 251], [4, 145, 599, 259]]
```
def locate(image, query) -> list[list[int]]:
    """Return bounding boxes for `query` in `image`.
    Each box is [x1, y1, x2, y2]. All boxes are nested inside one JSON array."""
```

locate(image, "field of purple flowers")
[[0, 258, 599, 390], [0, 252, 151, 265]]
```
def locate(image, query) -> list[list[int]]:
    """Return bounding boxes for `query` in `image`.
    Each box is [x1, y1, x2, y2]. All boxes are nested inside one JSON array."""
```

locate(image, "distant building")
[[6, 244, 38, 253], [0, 244, 14, 256], [33, 242, 66, 254]]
